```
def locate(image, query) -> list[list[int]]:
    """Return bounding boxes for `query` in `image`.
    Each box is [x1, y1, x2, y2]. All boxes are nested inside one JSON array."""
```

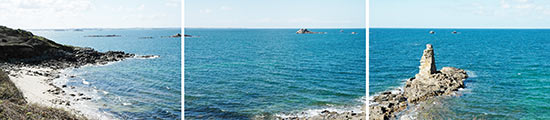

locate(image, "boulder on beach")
[[369, 44, 468, 120], [0, 69, 86, 119]]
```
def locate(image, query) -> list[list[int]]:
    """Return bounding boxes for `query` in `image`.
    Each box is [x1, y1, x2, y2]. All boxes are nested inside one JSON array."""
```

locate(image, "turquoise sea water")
[[30, 28, 181, 119], [370, 28, 550, 119], [185, 28, 366, 119]]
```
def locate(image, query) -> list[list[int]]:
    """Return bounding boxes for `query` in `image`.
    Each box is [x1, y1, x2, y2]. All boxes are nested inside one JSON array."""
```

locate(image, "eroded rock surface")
[[369, 44, 468, 120]]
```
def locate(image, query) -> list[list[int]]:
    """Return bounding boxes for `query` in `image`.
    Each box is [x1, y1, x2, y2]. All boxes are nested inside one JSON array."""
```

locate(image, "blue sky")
[[371, 0, 550, 28], [0, 0, 180, 29], [185, 0, 366, 28]]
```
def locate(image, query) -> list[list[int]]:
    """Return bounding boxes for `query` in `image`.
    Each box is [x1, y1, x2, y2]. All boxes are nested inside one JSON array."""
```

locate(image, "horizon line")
[[26, 27, 181, 30], [370, 26, 550, 29], [184, 27, 366, 29]]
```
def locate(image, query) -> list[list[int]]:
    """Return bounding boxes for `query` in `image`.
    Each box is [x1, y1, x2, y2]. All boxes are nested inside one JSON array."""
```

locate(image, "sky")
[[371, 0, 550, 28], [185, 0, 366, 28], [0, 0, 180, 29]]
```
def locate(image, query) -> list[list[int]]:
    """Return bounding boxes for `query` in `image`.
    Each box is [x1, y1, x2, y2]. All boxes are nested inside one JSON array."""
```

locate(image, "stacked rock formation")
[[369, 44, 468, 120]]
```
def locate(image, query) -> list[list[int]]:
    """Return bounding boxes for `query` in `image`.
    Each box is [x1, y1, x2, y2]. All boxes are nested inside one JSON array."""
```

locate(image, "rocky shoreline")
[[274, 108, 366, 120], [369, 44, 468, 120], [0, 25, 157, 119]]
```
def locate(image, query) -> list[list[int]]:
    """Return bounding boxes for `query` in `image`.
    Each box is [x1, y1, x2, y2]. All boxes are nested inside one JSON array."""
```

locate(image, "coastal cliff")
[[0, 26, 135, 66], [0, 25, 145, 119], [369, 44, 468, 120]]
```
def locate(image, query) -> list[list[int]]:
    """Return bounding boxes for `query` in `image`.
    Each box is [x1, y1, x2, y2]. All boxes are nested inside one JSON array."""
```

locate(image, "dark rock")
[[136, 55, 159, 59], [172, 33, 181, 38], [296, 28, 325, 34], [0, 26, 138, 67]]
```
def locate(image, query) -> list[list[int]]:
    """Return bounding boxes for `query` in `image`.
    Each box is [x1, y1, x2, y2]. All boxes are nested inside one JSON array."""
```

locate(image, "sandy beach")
[[4, 65, 114, 119]]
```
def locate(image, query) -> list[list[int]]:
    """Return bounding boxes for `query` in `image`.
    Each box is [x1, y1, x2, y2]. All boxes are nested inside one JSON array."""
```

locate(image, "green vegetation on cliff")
[[0, 26, 78, 62], [0, 70, 26, 105]]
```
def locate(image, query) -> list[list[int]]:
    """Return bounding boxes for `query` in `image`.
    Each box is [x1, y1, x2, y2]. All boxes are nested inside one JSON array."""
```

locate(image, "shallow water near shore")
[[29, 28, 181, 119], [184, 28, 366, 119], [370, 28, 550, 119]]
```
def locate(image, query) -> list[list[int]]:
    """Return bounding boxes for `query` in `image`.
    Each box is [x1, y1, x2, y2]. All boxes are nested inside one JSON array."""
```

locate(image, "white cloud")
[[515, 4, 534, 9], [516, 0, 529, 3], [472, 0, 550, 16], [0, 0, 92, 18], [501, 0, 511, 8], [220, 6, 232, 11], [200, 9, 212, 13], [0, 0, 93, 28], [164, 0, 179, 7], [138, 4, 145, 10]]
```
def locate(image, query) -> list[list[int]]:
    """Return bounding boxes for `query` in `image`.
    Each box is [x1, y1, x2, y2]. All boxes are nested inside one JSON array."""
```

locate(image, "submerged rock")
[[369, 44, 468, 120]]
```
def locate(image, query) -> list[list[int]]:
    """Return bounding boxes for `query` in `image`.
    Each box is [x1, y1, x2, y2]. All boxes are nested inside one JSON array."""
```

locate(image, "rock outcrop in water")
[[369, 44, 468, 120], [296, 28, 325, 34]]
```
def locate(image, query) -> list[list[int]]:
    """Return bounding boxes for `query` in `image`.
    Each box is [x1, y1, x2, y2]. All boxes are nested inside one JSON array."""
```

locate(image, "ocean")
[[370, 28, 550, 119], [30, 28, 181, 119], [184, 28, 366, 119]]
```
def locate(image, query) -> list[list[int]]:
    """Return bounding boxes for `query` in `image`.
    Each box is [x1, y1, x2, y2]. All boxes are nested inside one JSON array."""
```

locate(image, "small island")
[[84, 34, 121, 37], [296, 28, 326, 34]]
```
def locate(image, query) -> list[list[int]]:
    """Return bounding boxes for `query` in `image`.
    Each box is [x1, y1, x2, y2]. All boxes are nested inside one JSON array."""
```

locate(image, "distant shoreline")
[[28, 27, 181, 31]]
